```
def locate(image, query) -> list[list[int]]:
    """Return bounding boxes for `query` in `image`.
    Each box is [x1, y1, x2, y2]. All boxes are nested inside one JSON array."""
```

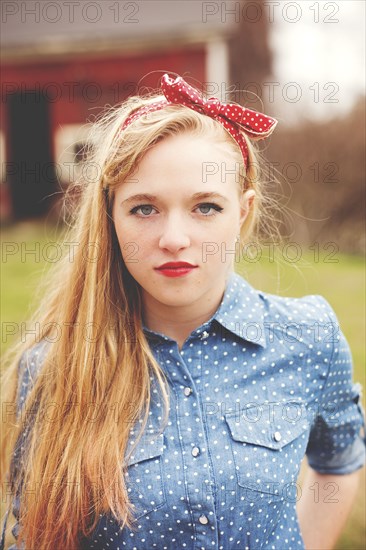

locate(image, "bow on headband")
[[121, 74, 278, 167]]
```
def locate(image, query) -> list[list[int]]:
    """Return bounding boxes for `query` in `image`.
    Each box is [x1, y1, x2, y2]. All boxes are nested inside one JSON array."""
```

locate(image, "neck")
[[142, 280, 228, 347]]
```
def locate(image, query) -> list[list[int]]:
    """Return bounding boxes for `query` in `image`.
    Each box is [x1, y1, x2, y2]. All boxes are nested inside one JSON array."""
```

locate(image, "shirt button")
[[273, 431, 282, 442], [183, 387, 193, 396], [198, 514, 209, 525], [191, 446, 200, 457], [201, 330, 209, 339]]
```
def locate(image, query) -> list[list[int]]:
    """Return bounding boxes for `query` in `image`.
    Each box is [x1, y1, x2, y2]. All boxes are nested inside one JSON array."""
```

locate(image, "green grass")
[[1, 221, 65, 357], [1, 223, 365, 549]]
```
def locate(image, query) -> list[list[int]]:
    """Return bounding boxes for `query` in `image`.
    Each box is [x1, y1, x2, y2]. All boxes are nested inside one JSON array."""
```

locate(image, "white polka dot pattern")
[[121, 73, 278, 168], [7, 272, 366, 550]]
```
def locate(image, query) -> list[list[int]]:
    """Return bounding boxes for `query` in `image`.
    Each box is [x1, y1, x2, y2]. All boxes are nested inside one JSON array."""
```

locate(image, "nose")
[[158, 214, 191, 252]]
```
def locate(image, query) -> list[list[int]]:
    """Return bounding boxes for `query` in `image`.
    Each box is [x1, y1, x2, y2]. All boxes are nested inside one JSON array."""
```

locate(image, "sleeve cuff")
[[307, 435, 366, 475]]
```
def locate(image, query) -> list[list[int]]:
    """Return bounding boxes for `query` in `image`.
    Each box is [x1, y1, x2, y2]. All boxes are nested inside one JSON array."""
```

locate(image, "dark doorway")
[[6, 90, 58, 220]]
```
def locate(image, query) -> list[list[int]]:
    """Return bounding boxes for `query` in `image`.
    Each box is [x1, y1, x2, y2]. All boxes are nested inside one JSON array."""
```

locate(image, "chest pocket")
[[124, 431, 166, 520], [224, 410, 310, 498]]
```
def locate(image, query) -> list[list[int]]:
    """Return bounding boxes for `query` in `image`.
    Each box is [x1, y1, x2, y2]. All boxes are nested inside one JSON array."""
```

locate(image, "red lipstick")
[[155, 262, 198, 278]]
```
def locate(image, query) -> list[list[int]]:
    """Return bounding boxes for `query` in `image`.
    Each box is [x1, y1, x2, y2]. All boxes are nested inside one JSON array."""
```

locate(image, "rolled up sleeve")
[[306, 302, 366, 474]]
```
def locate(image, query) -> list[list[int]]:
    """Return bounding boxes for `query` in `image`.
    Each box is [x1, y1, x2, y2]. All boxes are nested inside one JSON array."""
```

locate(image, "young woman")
[[1, 74, 365, 550]]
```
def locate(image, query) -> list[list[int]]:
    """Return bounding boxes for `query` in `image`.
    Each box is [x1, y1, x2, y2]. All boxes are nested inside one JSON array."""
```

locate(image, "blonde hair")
[[0, 88, 282, 549]]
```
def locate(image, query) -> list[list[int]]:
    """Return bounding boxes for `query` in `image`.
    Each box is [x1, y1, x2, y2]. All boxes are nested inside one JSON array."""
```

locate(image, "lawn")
[[1, 222, 365, 549]]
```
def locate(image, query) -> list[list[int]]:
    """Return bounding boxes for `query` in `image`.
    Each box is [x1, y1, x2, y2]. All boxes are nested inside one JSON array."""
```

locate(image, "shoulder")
[[259, 288, 338, 327], [232, 271, 338, 327], [17, 338, 51, 373], [258, 288, 342, 347], [257, 287, 353, 381], [229, 272, 343, 356]]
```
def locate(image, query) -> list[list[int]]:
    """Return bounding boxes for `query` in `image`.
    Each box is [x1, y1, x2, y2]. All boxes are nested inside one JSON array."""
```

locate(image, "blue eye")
[[197, 203, 224, 216], [129, 204, 156, 216]]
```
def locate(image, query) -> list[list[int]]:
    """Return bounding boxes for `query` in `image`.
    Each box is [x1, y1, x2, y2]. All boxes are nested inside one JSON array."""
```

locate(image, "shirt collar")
[[143, 270, 267, 348], [211, 270, 267, 348]]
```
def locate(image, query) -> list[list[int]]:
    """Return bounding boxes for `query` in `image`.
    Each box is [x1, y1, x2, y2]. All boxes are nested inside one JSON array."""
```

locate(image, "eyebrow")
[[121, 192, 229, 206]]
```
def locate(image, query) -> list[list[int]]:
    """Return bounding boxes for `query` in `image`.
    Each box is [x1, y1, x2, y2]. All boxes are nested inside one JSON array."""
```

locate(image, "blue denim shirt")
[[4, 271, 366, 550]]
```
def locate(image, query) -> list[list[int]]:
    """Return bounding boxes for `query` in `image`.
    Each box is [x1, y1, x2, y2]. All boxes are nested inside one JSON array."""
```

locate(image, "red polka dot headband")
[[121, 73, 278, 167]]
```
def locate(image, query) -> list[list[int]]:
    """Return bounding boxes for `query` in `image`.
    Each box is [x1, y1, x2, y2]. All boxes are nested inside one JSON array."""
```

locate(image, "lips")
[[156, 262, 197, 270], [155, 263, 198, 278]]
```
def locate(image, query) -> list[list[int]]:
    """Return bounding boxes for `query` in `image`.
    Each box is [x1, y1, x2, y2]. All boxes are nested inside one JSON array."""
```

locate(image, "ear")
[[239, 190, 255, 226]]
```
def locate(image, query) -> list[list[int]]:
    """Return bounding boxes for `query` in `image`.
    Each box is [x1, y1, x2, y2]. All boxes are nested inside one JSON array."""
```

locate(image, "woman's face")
[[112, 132, 254, 312]]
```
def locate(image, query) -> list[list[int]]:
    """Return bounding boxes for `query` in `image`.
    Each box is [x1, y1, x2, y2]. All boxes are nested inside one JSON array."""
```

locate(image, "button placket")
[[170, 340, 217, 546]]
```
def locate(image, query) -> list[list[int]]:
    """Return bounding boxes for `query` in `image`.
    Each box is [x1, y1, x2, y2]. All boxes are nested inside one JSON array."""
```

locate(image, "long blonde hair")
[[0, 86, 282, 549]]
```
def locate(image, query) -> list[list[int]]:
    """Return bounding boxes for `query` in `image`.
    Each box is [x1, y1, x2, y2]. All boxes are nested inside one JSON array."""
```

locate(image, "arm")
[[297, 468, 360, 550], [302, 298, 366, 549]]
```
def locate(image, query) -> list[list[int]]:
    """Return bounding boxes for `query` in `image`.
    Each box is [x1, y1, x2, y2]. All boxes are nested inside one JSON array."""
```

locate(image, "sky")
[[269, 0, 365, 123]]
